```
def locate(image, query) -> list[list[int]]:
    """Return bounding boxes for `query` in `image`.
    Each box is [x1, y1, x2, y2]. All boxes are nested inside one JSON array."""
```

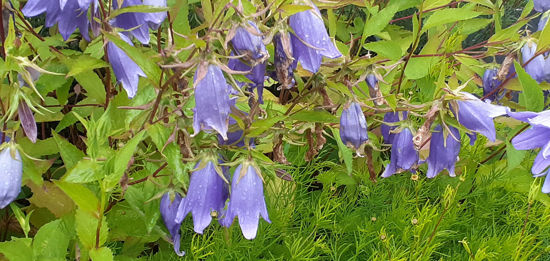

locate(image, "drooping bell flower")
[[222, 162, 270, 240], [366, 74, 378, 90], [381, 111, 408, 144], [521, 41, 546, 83], [143, 0, 168, 30], [538, 15, 548, 32], [288, 2, 341, 73], [160, 193, 184, 256], [192, 64, 233, 140], [107, 33, 147, 98], [508, 109, 550, 193], [339, 102, 368, 150], [426, 125, 461, 178], [227, 54, 266, 103], [175, 160, 228, 234], [231, 21, 267, 60], [482, 69, 501, 101], [22, 0, 92, 41], [273, 33, 295, 89], [534, 0, 550, 12], [18, 101, 37, 143], [111, 0, 150, 44], [452, 92, 507, 142], [0, 146, 23, 209], [381, 128, 419, 178]]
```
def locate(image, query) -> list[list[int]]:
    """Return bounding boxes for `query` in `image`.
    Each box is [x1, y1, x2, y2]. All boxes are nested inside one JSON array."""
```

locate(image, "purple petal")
[[290, 34, 322, 73], [511, 126, 550, 150], [542, 171, 550, 193], [482, 69, 500, 101], [381, 128, 418, 177], [222, 163, 270, 240], [0, 147, 23, 209], [143, 0, 167, 30], [192, 65, 233, 140], [175, 160, 228, 234], [455, 93, 507, 142], [381, 111, 408, 144], [289, 6, 341, 59], [339, 102, 368, 149], [18, 101, 37, 143], [231, 21, 267, 60], [521, 42, 546, 83], [57, 0, 90, 41], [160, 193, 185, 256], [534, 0, 550, 12], [111, 0, 150, 44], [532, 148, 550, 175], [107, 34, 146, 98], [426, 125, 461, 178]]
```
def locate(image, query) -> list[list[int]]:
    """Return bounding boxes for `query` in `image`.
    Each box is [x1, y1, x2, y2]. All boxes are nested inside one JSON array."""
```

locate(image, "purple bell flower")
[[339, 102, 368, 150], [381, 128, 419, 178], [508, 109, 550, 193], [175, 160, 228, 234], [538, 15, 548, 32], [534, 0, 550, 12], [218, 117, 254, 147], [288, 3, 341, 73], [453, 92, 507, 142], [22, 0, 92, 41], [227, 55, 266, 104], [381, 111, 408, 144], [192, 64, 233, 140], [160, 193, 184, 256], [231, 21, 267, 60], [18, 101, 37, 143], [273, 33, 296, 89], [111, 0, 150, 44], [222, 162, 270, 240], [482, 69, 501, 101], [143, 0, 168, 30], [521, 41, 546, 83], [107, 33, 147, 98], [426, 125, 461, 178], [366, 74, 378, 90], [0, 146, 23, 209]]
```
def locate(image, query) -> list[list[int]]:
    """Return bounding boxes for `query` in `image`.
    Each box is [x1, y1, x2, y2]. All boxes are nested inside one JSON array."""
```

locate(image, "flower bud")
[[482, 69, 501, 101], [426, 125, 461, 178], [18, 101, 37, 143], [339, 102, 368, 150]]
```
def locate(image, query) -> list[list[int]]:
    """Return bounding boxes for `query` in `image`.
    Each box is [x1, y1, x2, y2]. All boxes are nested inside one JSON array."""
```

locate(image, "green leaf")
[[75, 209, 108, 250], [33, 219, 71, 260], [63, 159, 101, 183], [52, 131, 85, 170], [279, 4, 312, 17], [405, 56, 438, 79], [148, 124, 187, 185], [489, 20, 528, 43], [364, 40, 403, 60], [515, 61, 544, 112], [28, 181, 75, 217], [104, 131, 146, 188], [331, 128, 353, 175], [55, 181, 99, 214], [506, 139, 526, 171], [0, 238, 33, 261], [362, 3, 399, 40], [538, 16, 550, 52], [64, 55, 109, 77], [248, 115, 287, 137], [74, 71, 107, 103], [422, 5, 480, 32], [125, 183, 161, 234], [90, 247, 114, 261], [104, 33, 162, 85]]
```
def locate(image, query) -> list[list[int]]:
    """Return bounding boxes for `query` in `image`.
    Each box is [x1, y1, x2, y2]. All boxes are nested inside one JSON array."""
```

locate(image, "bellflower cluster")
[[381, 127, 419, 178], [339, 102, 368, 150], [453, 92, 507, 143], [160, 193, 185, 256], [426, 125, 461, 178], [0, 146, 23, 209], [192, 64, 234, 140], [175, 160, 228, 234], [106, 33, 147, 98], [508, 110, 550, 193], [222, 162, 270, 240], [288, 2, 341, 73], [228, 56, 266, 104]]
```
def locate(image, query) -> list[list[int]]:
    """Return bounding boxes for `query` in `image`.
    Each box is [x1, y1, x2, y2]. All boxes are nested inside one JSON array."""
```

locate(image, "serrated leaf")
[[33, 219, 71, 260], [90, 247, 114, 261], [55, 181, 99, 214], [75, 209, 108, 250], [364, 40, 403, 60], [52, 131, 85, 170], [0, 238, 33, 261], [422, 5, 480, 32], [289, 110, 339, 123], [74, 71, 107, 103], [28, 181, 75, 217]]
